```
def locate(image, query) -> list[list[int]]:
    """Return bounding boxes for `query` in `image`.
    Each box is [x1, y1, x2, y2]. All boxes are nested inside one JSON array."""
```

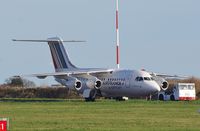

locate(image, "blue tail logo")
[[47, 37, 77, 71]]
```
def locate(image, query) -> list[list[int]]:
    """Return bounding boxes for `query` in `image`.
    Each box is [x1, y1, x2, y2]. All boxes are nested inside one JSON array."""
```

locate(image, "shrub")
[[0, 85, 81, 99]]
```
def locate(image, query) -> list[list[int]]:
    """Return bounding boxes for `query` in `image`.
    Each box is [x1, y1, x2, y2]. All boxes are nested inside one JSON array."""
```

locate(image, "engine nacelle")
[[56, 78, 82, 91], [161, 81, 169, 90], [86, 78, 102, 90], [72, 80, 82, 91], [153, 76, 169, 90]]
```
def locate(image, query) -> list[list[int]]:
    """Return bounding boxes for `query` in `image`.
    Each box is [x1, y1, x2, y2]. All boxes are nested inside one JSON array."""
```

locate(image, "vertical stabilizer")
[[47, 37, 77, 72]]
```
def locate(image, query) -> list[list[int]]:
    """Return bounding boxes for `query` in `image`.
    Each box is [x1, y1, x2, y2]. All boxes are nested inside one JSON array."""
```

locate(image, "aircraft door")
[[125, 71, 131, 88]]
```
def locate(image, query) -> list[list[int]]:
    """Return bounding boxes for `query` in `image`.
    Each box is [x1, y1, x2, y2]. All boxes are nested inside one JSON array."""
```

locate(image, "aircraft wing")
[[149, 72, 190, 79], [19, 68, 114, 79]]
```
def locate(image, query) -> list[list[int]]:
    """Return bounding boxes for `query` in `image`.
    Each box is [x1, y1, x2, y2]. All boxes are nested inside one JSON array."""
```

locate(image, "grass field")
[[0, 99, 200, 131]]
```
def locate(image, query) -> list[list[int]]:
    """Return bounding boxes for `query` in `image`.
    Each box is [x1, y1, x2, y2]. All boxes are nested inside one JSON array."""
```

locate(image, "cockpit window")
[[144, 77, 151, 81], [136, 76, 155, 81], [135, 77, 143, 81], [135, 77, 139, 81]]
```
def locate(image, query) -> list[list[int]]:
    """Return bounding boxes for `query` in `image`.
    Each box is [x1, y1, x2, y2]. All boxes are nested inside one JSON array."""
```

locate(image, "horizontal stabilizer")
[[13, 37, 87, 71], [12, 39, 86, 43]]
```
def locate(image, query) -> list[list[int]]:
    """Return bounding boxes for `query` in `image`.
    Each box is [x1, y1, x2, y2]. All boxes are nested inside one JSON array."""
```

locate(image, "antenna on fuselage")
[[116, 0, 120, 69]]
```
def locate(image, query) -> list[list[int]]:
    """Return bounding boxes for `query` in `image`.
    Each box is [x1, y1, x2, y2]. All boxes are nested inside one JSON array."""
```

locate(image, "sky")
[[0, 0, 200, 85]]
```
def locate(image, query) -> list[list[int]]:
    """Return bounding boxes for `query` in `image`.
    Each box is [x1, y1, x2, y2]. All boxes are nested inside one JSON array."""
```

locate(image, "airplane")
[[13, 37, 168, 101], [12, 0, 176, 101]]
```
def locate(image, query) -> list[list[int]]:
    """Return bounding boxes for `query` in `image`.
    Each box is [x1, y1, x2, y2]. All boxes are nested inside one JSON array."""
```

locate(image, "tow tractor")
[[158, 83, 196, 101]]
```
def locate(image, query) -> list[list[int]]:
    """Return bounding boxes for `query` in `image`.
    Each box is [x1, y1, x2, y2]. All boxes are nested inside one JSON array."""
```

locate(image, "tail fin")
[[13, 37, 85, 72], [47, 37, 77, 71]]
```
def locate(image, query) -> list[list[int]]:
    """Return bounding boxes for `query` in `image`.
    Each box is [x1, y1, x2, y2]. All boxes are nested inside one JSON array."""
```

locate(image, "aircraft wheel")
[[85, 97, 95, 102], [85, 89, 96, 102], [159, 94, 164, 101], [170, 95, 175, 101]]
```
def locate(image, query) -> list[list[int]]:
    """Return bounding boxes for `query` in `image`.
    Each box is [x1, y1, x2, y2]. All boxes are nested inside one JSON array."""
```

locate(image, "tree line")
[[0, 77, 81, 99]]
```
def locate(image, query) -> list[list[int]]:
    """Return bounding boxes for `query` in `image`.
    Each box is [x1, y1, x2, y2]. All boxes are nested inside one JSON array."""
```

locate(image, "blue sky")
[[0, 0, 200, 85]]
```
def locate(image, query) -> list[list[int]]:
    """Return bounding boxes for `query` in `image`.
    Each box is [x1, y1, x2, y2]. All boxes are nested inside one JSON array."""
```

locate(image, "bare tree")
[[5, 77, 36, 88]]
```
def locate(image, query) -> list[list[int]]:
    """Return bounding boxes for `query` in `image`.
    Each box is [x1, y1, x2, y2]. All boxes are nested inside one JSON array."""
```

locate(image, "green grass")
[[0, 99, 200, 131]]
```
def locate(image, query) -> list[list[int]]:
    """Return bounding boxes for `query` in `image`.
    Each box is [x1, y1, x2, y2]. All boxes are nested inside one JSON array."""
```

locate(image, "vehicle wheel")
[[170, 95, 175, 101], [159, 94, 164, 101], [115, 97, 125, 101]]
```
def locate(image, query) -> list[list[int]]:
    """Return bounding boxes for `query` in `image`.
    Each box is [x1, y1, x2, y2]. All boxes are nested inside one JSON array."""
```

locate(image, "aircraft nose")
[[148, 82, 161, 93], [153, 82, 161, 92]]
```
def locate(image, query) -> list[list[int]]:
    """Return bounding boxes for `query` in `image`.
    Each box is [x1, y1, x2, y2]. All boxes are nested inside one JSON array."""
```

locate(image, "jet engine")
[[153, 76, 169, 90], [86, 78, 102, 89], [69, 79, 82, 91], [161, 81, 169, 90], [56, 78, 82, 91]]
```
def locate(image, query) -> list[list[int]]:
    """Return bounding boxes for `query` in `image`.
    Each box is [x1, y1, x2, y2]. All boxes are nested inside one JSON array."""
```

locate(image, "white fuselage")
[[55, 69, 161, 98], [100, 70, 160, 97]]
